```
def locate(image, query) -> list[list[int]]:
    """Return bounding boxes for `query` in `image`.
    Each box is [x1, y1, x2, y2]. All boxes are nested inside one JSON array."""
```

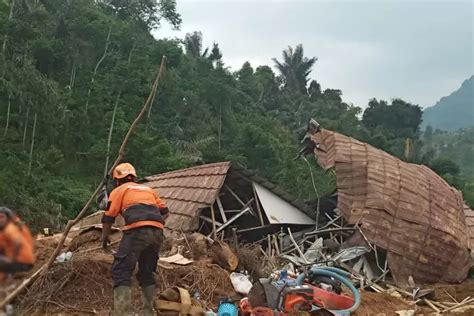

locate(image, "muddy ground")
[[1, 235, 473, 315]]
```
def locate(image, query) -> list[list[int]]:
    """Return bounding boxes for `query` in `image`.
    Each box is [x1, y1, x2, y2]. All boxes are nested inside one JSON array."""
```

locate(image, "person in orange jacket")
[[0, 207, 35, 281], [101, 163, 169, 316]]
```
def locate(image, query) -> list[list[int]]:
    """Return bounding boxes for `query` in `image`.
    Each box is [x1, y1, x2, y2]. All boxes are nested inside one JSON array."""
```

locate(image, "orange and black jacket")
[[101, 182, 169, 231], [0, 220, 36, 265]]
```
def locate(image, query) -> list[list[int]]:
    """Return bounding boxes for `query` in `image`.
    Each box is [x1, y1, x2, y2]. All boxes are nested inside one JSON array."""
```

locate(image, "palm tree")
[[175, 136, 215, 163], [273, 44, 317, 94]]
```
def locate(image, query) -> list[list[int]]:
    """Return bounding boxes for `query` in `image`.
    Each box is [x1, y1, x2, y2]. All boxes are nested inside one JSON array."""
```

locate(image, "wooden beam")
[[252, 184, 265, 226], [287, 227, 309, 264], [223, 209, 243, 213], [209, 207, 251, 236], [236, 225, 271, 233], [210, 205, 217, 239], [199, 215, 222, 227], [224, 184, 246, 206], [216, 197, 227, 222], [305, 227, 355, 236], [272, 235, 280, 255]]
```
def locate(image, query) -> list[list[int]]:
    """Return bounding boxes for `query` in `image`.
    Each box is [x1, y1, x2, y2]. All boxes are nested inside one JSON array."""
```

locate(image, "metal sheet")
[[307, 127, 473, 284], [253, 182, 314, 225]]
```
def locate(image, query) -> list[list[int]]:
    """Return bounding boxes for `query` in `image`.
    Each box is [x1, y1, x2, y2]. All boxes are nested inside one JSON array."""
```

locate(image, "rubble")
[[4, 126, 474, 314]]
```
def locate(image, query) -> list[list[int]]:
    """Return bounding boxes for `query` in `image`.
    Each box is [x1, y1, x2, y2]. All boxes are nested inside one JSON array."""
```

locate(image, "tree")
[[101, 0, 182, 30], [362, 98, 422, 138], [208, 42, 222, 66], [184, 31, 208, 58], [273, 44, 317, 94]]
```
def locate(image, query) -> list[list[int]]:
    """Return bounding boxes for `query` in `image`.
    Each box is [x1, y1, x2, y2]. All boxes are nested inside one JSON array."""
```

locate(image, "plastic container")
[[217, 301, 238, 316]]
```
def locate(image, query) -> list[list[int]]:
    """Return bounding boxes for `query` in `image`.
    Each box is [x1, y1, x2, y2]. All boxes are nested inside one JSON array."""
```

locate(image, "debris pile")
[[3, 122, 474, 315]]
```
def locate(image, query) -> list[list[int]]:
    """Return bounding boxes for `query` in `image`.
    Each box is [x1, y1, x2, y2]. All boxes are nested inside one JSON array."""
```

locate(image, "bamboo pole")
[[0, 56, 167, 309], [22, 107, 29, 149], [104, 91, 121, 178], [252, 184, 265, 226], [27, 111, 37, 176], [3, 93, 11, 137], [210, 205, 217, 239], [85, 25, 112, 112]]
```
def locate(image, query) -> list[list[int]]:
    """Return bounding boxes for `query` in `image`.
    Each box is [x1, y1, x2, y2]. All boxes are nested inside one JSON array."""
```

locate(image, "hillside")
[[1, 0, 472, 230], [422, 76, 474, 131]]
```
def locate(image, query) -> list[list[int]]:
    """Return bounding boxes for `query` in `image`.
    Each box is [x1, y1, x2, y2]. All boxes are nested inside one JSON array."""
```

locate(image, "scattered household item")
[[217, 298, 238, 316], [230, 272, 253, 295]]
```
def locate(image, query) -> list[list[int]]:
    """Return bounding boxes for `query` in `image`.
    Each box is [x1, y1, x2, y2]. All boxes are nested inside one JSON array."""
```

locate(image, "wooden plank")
[[216, 196, 227, 222], [252, 183, 265, 226], [236, 225, 271, 233], [210, 205, 217, 239], [287, 227, 308, 264], [210, 207, 251, 236], [224, 184, 246, 206], [199, 215, 222, 227], [223, 209, 244, 213], [305, 227, 355, 236]]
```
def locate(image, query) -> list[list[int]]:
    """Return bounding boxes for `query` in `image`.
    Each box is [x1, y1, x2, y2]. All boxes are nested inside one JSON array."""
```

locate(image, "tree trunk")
[[218, 105, 222, 151], [69, 60, 77, 91], [2, 0, 15, 54], [3, 94, 11, 137], [85, 25, 112, 112], [145, 95, 154, 135], [22, 107, 29, 149], [104, 91, 121, 178], [27, 111, 37, 176]]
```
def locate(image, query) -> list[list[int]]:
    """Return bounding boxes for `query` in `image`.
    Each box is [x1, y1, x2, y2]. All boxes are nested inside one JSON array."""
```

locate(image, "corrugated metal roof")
[[144, 162, 231, 232], [308, 128, 472, 284], [465, 203, 474, 251]]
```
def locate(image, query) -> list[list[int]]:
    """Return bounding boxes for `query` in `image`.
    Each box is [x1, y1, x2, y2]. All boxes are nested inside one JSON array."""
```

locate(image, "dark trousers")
[[112, 226, 164, 288], [0, 260, 33, 274]]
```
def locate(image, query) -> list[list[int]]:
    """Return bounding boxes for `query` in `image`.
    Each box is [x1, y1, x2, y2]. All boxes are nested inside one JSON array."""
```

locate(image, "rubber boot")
[[141, 285, 156, 316], [113, 286, 132, 316]]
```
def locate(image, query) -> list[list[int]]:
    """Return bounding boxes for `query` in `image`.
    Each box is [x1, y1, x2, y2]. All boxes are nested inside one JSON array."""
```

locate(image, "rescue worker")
[[0, 207, 35, 280], [101, 163, 169, 315]]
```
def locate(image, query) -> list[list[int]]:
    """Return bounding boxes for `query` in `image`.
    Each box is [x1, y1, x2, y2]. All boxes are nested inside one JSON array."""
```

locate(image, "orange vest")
[[103, 182, 166, 231], [0, 220, 36, 265]]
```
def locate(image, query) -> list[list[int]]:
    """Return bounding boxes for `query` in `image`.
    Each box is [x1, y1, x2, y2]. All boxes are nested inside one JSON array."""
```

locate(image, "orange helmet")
[[113, 163, 137, 180]]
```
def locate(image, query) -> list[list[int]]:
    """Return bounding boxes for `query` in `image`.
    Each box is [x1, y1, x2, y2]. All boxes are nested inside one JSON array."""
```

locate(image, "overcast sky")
[[156, 0, 473, 109]]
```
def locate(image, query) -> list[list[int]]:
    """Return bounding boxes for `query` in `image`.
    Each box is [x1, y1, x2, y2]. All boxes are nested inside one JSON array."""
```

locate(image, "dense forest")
[[0, 0, 472, 231]]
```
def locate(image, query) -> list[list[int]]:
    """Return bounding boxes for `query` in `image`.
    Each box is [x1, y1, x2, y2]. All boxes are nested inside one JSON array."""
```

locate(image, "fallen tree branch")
[[0, 56, 167, 309]]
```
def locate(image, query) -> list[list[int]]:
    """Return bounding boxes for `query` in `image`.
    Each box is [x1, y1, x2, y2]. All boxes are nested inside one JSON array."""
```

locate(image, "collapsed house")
[[302, 119, 473, 285], [142, 162, 315, 241]]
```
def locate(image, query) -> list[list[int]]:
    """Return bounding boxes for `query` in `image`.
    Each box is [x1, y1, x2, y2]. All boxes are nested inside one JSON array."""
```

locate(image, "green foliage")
[[273, 44, 317, 94], [1, 0, 472, 233], [429, 158, 460, 176]]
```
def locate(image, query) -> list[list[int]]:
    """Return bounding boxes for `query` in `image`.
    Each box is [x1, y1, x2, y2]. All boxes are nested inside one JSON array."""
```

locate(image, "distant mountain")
[[422, 76, 474, 131]]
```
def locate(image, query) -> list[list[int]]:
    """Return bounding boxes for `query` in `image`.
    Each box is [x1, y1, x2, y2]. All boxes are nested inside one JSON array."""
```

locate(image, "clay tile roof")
[[308, 127, 472, 285], [144, 162, 231, 231]]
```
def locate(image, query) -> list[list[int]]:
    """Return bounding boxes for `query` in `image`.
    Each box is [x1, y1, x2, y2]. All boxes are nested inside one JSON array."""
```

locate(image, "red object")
[[282, 286, 314, 312], [239, 298, 252, 316], [312, 286, 354, 310]]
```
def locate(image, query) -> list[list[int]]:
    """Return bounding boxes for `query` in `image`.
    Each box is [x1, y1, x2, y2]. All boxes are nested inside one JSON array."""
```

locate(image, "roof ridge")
[[145, 161, 231, 179]]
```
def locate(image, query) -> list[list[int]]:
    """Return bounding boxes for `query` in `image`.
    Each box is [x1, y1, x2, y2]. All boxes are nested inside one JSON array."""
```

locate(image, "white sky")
[[155, 0, 474, 109]]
